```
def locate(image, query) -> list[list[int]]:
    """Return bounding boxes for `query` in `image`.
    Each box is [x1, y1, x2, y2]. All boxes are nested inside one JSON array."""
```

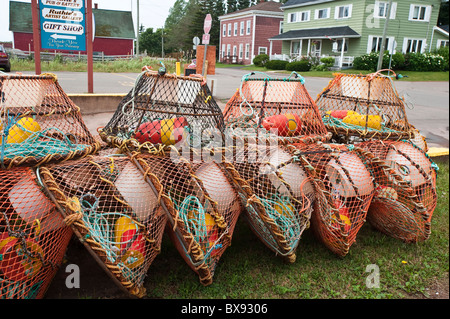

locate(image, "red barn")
[[9, 1, 135, 56], [218, 0, 283, 65]]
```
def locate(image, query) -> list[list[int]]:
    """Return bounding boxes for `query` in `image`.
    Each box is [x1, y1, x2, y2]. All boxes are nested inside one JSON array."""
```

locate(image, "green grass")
[[11, 58, 449, 81], [141, 161, 449, 299]]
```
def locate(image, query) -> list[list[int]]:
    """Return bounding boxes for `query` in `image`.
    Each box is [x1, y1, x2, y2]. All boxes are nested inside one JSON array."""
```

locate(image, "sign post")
[[31, 0, 41, 75], [202, 14, 212, 77], [86, 0, 93, 93]]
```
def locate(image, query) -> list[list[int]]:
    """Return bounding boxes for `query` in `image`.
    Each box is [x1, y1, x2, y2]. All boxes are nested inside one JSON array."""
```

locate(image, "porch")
[[269, 26, 360, 69]]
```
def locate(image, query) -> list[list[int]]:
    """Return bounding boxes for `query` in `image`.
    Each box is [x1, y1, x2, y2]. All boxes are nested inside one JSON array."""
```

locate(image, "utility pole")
[[377, 0, 393, 71], [136, 0, 140, 56], [162, 28, 164, 58], [31, 0, 41, 74]]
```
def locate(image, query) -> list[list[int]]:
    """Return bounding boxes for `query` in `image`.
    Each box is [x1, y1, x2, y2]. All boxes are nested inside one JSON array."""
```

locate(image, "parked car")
[[0, 45, 11, 72], [6, 48, 29, 60]]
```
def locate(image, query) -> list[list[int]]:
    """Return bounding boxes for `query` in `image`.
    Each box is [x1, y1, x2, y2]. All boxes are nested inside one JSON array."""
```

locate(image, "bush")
[[253, 54, 269, 67], [389, 52, 406, 70], [265, 59, 289, 70], [405, 52, 447, 71], [434, 46, 449, 70], [320, 57, 335, 66], [286, 60, 311, 72], [353, 52, 390, 71]]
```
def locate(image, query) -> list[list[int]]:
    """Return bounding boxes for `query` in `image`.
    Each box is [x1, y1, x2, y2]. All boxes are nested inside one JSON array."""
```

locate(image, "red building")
[[218, 0, 283, 65], [9, 1, 135, 56]]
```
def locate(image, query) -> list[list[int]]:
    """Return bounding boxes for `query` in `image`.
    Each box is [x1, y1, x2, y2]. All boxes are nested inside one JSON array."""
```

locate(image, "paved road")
[[19, 68, 449, 148]]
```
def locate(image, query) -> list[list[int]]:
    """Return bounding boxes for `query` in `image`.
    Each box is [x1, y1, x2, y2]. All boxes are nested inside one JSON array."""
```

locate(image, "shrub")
[[353, 52, 390, 71], [434, 46, 449, 70], [286, 60, 311, 72], [320, 57, 335, 67], [405, 52, 447, 71], [253, 54, 269, 67], [265, 59, 289, 70], [389, 52, 406, 70]]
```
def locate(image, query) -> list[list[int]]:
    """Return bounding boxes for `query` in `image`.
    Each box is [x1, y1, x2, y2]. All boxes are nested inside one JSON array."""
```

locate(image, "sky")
[[0, 0, 177, 42]]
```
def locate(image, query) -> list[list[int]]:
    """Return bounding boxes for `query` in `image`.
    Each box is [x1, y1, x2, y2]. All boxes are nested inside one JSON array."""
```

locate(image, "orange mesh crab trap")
[[36, 154, 168, 298], [355, 140, 438, 242], [98, 66, 225, 154], [283, 142, 375, 257], [0, 74, 101, 169], [131, 153, 241, 286], [316, 70, 420, 143], [220, 143, 314, 263], [0, 167, 72, 299], [223, 72, 330, 145]]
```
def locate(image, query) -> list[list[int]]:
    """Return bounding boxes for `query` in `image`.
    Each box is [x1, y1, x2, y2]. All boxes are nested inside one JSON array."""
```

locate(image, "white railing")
[[333, 56, 354, 67]]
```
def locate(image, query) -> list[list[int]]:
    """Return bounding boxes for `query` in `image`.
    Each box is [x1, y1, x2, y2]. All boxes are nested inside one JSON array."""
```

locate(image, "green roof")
[[9, 1, 135, 39]]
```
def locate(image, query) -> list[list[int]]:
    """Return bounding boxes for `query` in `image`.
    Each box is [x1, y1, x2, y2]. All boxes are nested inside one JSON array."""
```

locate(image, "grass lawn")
[[138, 161, 449, 300]]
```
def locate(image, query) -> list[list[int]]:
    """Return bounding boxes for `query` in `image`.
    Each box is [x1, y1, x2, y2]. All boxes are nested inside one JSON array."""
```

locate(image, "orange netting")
[[283, 142, 375, 256], [316, 70, 422, 144], [0, 167, 72, 299], [36, 154, 168, 297], [132, 153, 241, 286], [0, 74, 101, 169], [220, 143, 314, 262], [223, 72, 330, 145], [355, 140, 438, 242], [98, 67, 225, 154]]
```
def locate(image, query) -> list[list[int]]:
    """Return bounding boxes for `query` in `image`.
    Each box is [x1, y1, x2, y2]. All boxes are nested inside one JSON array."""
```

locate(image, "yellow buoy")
[[7, 117, 41, 144]]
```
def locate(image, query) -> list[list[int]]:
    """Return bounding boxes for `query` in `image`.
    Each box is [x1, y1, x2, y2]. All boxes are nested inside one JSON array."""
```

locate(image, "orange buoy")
[[114, 216, 146, 269], [135, 117, 188, 146], [262, 114, 302, 137]]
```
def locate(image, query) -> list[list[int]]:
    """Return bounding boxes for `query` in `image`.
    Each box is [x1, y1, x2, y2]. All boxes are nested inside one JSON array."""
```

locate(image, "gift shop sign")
[[40, 0, 86, 51]]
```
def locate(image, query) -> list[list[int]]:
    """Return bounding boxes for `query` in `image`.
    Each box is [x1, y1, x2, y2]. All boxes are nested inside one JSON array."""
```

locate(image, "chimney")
[[94, 3, 98, 9]]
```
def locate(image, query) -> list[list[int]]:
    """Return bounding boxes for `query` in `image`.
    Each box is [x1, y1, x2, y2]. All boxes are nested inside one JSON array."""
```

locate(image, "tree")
[[238, 0, 251, 10], [438, 1, 449, 26], [139, 28, 163, 56]]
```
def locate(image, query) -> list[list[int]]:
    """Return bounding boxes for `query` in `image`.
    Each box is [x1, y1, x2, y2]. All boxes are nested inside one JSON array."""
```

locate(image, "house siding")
[[279, 0, 446, 60], [255, 16, 283, 57]]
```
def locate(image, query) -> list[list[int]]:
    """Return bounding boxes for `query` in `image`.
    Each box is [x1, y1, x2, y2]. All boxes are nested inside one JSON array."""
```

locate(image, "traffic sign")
[[203, 14, 212, 35], [193, 36, 200, 46], [40, 0, 86, 51], [202, 34, 210, 45]]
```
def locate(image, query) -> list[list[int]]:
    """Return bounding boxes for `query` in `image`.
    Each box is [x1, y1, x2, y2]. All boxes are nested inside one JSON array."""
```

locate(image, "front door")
[[311, 40, 322, 57]]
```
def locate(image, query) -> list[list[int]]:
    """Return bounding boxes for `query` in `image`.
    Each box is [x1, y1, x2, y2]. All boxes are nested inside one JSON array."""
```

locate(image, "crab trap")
[[131, 153, 241, 286], [36, 154, 168, 298], [284, 142, 375, 257], [223, 72, 331, 145], [316, 70, 424, 144], [0, 167, 73, 299], [220, 144, 314, 263], [0, 74, 101, 169], [355, 140, 437, 242], [98, 68, 225, 154]]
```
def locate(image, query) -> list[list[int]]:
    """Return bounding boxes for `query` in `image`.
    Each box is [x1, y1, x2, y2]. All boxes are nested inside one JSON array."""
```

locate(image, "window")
[[409, 5, 431, 22], [288, 12, 298, 23], [332, 39, 348, 52], [233, 45, 237, 56], [403, 38, 426, 53], [228, 23, 232, 36], [374, 1, 397, 19], [368, 35, 395, 53], [438, 40, 449, 49], [222, 44, 225, 59], [315, 8, 330, 20], [234, 23, 238, 36], [335, 5, 352, 19], [279, 21, 284, 34], [245, 43, 250, 59], [246, 20, 251, 35], [227, 44, 231, 56], [258, 47, 267, 55], [239, 44, 243, 59], [223, 24, 227, 37], [240, 21, 245, 36], [291, 41, 301, 56]]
